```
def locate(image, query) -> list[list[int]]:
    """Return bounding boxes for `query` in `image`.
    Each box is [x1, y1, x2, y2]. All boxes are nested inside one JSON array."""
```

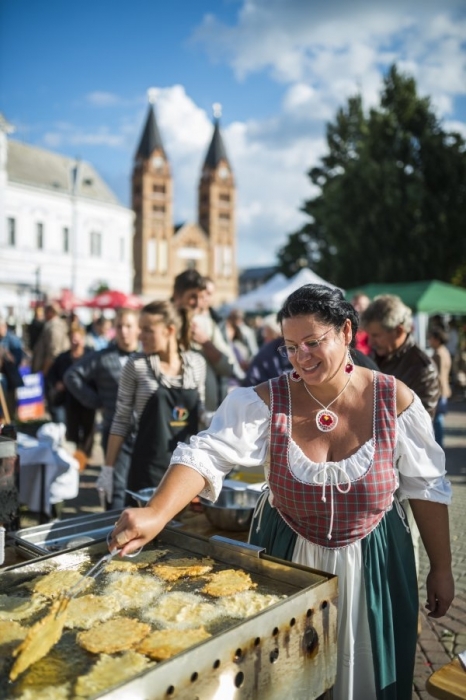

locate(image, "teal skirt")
[[250, 501, 418, 700]]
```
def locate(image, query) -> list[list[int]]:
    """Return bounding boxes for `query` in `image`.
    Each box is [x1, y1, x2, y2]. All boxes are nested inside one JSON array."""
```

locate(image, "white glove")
[[96, 465, 114, 504]]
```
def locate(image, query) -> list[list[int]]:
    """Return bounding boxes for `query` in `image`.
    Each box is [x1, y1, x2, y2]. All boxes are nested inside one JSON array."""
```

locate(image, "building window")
[[36, 222, 44, 249], [63, 227, 70, 253], [120, 237, 125, 261], [219, 193, 230, 203], [90, 231, 102, 257], [219, 212, 230, 221], [159, 239, 168, 273], [153, 184, 165, 194], [147, 239, 156, 273], [7, 218, 16, 246], [152, 205, 165, 215]]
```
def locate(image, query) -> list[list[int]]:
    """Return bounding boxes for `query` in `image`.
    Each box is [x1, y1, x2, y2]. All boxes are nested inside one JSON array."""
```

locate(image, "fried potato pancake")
[[64, 594, 121, 629], [202, 569, 257, 597], [31, 570, 93, 599], [74, 650, 154, 697], [105, 549, 169, 572], [143, 592, 221, 629], [0, 594, 46, 621], [9, 598, 69, 682], [218, 590, 282, 618], [137, 627, 211, 660], [0, 619, 26, 646], [104, 572, 163, 609], [76, 617, 151, 654], [151, 557, 214, 582]]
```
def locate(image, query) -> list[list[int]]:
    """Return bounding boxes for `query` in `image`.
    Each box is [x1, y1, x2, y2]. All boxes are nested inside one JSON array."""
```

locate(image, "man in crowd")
[[361, 294, 439, 417], [64, 308, 140, 509], [171, 270, 236, 418]]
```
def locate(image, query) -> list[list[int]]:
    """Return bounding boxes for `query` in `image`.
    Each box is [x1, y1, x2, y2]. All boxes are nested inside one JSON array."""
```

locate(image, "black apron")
[[127, 382, 199, 497]]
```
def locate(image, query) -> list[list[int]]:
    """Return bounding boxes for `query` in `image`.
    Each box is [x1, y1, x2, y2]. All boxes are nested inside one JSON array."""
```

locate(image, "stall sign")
[[16, 368, 45, 420]]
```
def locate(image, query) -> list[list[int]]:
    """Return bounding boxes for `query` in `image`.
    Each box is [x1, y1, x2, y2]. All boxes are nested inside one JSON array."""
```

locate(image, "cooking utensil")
[[199, 484, 263, 532], [59, 533, 142, 605]]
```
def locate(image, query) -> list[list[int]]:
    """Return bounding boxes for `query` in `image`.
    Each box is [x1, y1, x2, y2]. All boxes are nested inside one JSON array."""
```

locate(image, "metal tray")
[[7, 510, 125, 557], [1, 527, 338, 699]]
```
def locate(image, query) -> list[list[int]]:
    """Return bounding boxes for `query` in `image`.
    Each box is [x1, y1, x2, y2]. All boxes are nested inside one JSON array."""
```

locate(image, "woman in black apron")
[[97, 300, 206, 506]]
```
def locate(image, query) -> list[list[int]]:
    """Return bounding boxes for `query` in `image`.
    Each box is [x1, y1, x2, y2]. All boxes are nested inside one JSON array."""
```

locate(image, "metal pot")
[[199, 486, 261, 532]]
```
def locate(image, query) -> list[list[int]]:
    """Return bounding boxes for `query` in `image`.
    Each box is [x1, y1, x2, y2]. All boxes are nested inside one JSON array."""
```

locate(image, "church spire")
[[135, 91, 165, 160], [203, 103, 230, 170]]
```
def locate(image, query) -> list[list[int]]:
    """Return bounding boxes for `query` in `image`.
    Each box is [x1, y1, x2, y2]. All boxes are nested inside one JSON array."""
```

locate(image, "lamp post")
[[70, 160, 81, 295]]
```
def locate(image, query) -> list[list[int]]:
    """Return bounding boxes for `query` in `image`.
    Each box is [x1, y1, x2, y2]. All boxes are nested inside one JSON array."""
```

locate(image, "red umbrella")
[[56, 288, 87, 311], [85, 290, 143, 310]]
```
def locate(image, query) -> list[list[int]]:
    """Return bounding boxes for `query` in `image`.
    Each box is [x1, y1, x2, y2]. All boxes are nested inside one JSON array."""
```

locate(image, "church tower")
[[198, 104, 238, 301], [132, 93, 174, 298]]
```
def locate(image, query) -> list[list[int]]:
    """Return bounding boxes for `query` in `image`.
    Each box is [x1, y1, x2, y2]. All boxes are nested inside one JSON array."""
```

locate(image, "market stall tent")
[[234, 268, 338, 313], [345, 280, 466, 315]]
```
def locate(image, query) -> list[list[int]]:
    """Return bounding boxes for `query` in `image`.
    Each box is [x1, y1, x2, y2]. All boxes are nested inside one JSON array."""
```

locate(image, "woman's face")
[[281, 315, 351, 383], [139, 313, 174, 355]]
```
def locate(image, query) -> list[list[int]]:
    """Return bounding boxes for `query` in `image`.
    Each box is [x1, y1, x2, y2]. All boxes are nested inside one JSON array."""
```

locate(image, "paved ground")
[[24, 400, 466, 698]]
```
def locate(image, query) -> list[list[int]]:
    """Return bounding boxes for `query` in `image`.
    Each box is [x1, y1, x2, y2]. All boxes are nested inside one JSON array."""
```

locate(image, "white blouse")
[[171, 386, 451, 505]]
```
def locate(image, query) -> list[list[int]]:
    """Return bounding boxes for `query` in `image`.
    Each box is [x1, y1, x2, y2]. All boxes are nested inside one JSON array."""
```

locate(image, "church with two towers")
[[132, 102, 238, 305]]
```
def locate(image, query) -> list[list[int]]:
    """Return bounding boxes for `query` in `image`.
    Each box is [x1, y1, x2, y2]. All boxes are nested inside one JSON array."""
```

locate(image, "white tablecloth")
[[17, 430, 80, 515]]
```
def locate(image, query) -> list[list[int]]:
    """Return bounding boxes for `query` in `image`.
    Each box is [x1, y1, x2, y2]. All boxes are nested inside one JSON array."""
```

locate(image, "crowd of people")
[[0, 277, 461, 698]]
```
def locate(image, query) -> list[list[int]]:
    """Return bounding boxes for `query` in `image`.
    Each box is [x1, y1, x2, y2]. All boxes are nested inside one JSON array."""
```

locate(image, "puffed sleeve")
[[395, 393, 451, 504], [170, 387, 270, 501]]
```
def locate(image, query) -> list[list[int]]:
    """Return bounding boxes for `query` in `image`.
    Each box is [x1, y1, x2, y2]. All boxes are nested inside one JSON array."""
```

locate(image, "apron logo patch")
[[170, 405, 189, 426]]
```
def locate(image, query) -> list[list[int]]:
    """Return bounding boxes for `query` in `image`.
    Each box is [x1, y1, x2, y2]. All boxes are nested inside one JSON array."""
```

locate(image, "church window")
[[219, 193, 230, 203], [219, 212, 230, 221], [153, 184, 165, 194], [36, 222, 44, 250], [153, 205, 165, 215], [158, 239, 168, 273], [90, 231, 102, 257], [147, 239, 156, 273], [7, 218, 16, 246], [63, 227, 70, 253]]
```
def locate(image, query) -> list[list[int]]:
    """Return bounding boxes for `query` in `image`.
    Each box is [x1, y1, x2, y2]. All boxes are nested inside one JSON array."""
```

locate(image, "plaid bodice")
[[268, 371, 397, 548]]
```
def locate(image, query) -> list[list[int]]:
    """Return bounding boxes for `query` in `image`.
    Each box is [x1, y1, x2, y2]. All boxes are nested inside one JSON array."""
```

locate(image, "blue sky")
[[1, 0, 465, 269]]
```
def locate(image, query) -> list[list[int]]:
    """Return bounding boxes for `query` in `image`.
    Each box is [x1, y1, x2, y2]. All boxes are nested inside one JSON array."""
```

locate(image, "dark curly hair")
[[277, 284, 358, 346]]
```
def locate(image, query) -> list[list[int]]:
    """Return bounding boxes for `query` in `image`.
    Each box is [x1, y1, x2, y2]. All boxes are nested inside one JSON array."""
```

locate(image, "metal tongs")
[[57, 533, 142, 610]]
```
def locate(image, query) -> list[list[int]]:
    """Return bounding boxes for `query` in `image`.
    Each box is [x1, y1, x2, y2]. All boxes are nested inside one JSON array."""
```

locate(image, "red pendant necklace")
[[303, 374, 353, 432]]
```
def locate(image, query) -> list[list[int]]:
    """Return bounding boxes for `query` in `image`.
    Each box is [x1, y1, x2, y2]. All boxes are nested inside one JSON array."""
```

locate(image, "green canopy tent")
[[345, 280, 466, 315]]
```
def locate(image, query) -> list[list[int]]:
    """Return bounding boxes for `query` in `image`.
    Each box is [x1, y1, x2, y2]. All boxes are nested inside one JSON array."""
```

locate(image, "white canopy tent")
[[233, 268, 338, 313]]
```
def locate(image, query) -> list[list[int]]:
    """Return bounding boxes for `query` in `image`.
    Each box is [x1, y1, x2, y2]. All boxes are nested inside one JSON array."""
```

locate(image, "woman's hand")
[[425, 568, 455, 618], [109, 506, 164, 556]]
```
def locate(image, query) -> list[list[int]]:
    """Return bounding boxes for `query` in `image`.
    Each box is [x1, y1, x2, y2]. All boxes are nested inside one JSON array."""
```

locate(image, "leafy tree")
[[277, 66, 466, 288]]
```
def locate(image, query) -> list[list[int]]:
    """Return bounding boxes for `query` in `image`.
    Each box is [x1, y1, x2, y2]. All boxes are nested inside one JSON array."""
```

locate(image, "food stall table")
[[426, 659, 466, 700], [17, 431, 79, 522]]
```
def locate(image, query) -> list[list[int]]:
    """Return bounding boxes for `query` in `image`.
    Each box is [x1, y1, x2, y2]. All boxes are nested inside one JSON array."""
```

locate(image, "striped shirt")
[[110, 351, 206, 438]]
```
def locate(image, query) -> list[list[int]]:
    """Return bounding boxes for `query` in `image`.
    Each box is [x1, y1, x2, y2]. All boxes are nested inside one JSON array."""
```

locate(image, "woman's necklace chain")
[[303, 374, 353, 432]]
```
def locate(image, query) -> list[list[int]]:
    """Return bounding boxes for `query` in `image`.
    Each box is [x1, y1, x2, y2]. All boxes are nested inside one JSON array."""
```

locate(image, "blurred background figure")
[[98, 300, 206, 505], [350, 292, 371, 355], [361, 294, 439, 418], [47, 322, 96, 458], [243, 313, 291, 386], [221, 308, 258, 373], [172, 271, 236, 414], [26, 306, 45, 353], [31, 302, 70, 420], [428, 327, 452, 448], [85, 315, 112, 351], [64, 308, 140, 509], [0, 314, 25, 420]]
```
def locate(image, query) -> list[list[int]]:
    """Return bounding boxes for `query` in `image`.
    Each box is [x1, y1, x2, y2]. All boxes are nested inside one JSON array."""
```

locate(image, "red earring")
[[290, 369, 302, 382], [344, 350, 354, 374]]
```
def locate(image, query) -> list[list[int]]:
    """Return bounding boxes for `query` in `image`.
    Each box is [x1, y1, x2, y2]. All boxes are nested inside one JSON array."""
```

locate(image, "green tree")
[[277, 65, 466, 288]]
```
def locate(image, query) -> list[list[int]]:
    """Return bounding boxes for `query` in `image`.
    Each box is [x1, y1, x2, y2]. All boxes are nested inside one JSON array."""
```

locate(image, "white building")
[[0, 113, 134, 319]]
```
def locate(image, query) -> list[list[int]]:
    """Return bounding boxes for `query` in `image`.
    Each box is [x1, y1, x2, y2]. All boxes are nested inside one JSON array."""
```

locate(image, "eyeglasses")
[[277, 329, 332, 358]]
